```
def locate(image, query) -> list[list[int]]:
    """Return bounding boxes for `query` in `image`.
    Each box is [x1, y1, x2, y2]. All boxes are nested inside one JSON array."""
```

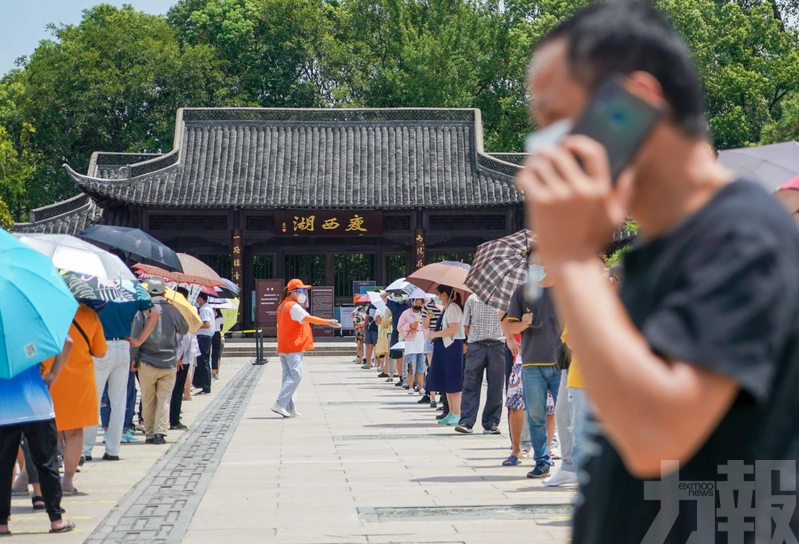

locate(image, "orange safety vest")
[[276, 299, 314, 354]]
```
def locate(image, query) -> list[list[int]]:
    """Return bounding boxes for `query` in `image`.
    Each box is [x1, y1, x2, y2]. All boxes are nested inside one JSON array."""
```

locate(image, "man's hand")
[[177, 359, 184, 371], [506, 336, 520, 357], [126, 336, 143, 348], [131, 360, 138, 372], [515, 135, 634, 268], [521, 313, 533, 327]]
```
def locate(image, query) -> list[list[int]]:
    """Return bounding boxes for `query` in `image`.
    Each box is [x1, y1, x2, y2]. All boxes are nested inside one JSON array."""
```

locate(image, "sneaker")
[[418, 395, 431, 404], [377, 372, 389, 378], [83, 456, 93, 462], [527, 461, 551, 479], [102, 453, 120, 461], [152, 434, 166, 445], [543, 468, 578, 487], [454, 424, 474, 434], [394, 380, 405, 387], [271, 404, 291, 418], [289, 410, 301, 418], [438, 413, 456, 425], [435, 411, 450, 421], [430, 401, 437, 409], [385, 378, 394, 382], [145, 438, 154, 444], [483, 426, 501, 435], [549, 442, 561, 461], [445, 414, 460, 426], [121, 430, 140, 443], [361, 364, 371, 369], [353, 357, 360, 364], [403, 384, 410, 390], [170, 424, 188, 430]]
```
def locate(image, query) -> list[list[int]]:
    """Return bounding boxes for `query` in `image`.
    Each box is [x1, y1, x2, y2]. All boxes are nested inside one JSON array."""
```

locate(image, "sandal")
[[61, 486, 79, 496], [502, 455, 521, 467], [49, 520, 76, 534], [32, 496, 46, 511]]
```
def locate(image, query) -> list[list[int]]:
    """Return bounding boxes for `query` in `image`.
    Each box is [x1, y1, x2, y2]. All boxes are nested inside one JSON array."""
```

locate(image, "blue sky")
[[0, 0, 176, 76]]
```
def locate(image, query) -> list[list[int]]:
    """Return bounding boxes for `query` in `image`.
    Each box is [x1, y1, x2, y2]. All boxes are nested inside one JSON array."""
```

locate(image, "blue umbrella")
[[0, 230, 77, 379]]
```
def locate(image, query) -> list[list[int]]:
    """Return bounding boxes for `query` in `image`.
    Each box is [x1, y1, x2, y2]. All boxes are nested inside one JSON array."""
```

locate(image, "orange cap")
[[287, 279, 312, 291]]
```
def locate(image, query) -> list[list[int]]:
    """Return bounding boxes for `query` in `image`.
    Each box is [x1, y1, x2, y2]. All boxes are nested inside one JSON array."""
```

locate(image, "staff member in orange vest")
[[271, 279, 341, 418]]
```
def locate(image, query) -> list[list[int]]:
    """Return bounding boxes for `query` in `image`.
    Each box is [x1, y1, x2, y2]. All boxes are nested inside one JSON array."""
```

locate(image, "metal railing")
[[241, 329, 267, 365]]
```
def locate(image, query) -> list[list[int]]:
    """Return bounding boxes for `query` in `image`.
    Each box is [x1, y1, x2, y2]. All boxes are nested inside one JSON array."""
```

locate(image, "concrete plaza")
[[8, 351, 574, 543]]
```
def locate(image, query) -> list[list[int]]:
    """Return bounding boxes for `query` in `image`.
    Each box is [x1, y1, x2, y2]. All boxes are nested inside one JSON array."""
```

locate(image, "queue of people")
[[2, 278, 226, 535], [340, 255, 628, 488]]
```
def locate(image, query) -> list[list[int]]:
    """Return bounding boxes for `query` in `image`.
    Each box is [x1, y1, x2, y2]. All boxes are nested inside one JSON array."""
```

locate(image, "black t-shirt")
[[573, 181, 799, 543], [366, 305, 379, 332], [507, 285, 561, 364]]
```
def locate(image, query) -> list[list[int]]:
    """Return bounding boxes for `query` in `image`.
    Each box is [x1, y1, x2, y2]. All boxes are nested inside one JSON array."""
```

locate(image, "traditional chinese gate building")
[[15, 108, 527, 329]]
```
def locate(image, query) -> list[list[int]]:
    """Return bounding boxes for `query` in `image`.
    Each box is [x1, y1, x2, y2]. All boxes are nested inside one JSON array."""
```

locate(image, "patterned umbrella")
[[385, 277, 416, 295], [464, 230, 534, 312], [133, 263, 225, 288], [177, 254, 223, 283], [60, 272, 151, 304]]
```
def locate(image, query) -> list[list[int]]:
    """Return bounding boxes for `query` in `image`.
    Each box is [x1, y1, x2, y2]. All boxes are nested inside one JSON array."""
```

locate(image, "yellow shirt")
[[562, 328, 585, 389]]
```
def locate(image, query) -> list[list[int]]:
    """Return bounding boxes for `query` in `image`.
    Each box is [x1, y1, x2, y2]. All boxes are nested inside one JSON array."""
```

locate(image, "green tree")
[[168, 0, 335, 106], [15, 4, 231, 211]]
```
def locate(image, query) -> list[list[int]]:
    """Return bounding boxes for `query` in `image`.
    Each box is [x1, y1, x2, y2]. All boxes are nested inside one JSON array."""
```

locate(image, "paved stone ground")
[[6, 357, 248, 542], [184, 355, 574, 544], [7, 353, 575, 543]]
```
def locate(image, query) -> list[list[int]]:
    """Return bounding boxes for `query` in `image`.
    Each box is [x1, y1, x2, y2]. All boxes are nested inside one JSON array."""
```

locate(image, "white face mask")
[[297, 293, 308, 305]]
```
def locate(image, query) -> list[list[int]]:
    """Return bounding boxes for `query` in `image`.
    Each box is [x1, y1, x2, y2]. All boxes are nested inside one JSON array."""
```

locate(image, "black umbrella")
[[78, 225, 183, 272]]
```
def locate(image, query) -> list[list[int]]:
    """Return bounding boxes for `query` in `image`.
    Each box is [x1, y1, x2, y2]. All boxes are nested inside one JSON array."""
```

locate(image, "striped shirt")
[[425, 300, 443, 331]]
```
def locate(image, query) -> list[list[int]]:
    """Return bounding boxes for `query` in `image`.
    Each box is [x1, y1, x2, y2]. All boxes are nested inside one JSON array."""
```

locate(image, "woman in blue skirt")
[[427, 285, 467, 426]]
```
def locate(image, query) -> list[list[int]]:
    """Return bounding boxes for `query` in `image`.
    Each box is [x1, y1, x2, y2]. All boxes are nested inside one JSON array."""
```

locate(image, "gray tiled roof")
[[13, 194, 102, 235], [65, 108, 522, 210]]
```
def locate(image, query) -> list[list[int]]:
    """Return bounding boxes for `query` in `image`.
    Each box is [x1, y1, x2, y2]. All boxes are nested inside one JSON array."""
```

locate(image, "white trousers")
[[83, 340, 130, 457]]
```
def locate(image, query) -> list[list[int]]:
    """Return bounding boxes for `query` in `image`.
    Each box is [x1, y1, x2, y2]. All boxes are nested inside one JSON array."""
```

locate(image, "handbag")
[[555, 336, 572, 372]]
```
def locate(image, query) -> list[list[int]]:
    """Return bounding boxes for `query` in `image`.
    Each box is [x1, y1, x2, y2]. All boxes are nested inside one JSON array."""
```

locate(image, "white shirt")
[[441, 303, 466, 348], [289, 303, 310, 324], [196, 303, 216, 337]]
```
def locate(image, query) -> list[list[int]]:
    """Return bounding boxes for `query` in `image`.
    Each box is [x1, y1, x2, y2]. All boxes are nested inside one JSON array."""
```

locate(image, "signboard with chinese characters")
[[414, 228, 427, 270], [310, 286, 335, 338], [275, 211, 383, 236], [256, 279, 284, 325], [231, 229, 244, 323]]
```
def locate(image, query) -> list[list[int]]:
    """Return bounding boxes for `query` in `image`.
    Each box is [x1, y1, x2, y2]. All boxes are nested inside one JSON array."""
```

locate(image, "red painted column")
[[414, 228, 427, 270], [231, 229, 244, 324]]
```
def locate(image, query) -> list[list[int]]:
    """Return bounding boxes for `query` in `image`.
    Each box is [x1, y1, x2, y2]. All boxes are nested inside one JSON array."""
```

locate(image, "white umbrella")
[[14, 234, 137, 281], [408, 287, 435, 300], [718, 141, 799, 193], [390, 341, 405, 351], [207, 296, 237, 309], [367, 290, 388, 317], [386, 277, 415, 295]]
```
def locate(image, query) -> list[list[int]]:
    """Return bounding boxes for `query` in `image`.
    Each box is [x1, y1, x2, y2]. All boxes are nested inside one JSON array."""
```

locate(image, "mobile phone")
[[571, 76, 664, 182]]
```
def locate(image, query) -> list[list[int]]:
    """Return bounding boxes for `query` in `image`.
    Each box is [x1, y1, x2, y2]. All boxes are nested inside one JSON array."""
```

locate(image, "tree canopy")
[[1, 0, 798, 220]]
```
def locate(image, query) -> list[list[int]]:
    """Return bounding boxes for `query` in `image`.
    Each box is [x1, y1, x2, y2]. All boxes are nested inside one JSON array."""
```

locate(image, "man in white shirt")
[[193, 292, 215, 395]]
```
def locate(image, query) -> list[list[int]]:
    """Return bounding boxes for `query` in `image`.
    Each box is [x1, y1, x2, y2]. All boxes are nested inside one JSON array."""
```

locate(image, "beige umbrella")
[[406, 261, 472, 301]]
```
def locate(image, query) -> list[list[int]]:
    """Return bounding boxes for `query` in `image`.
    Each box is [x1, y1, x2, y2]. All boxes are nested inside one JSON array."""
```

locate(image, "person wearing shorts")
[[362, 305, 379, 369], [397, 294, 430, 395], [503, 354, 527, 466]]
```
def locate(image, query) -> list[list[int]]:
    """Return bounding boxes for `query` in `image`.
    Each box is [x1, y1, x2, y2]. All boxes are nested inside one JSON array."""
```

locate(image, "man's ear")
[[626, 71, 666, 109]]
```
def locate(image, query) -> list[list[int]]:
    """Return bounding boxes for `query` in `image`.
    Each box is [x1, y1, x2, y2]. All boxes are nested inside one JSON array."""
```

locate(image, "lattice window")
[[385, 254, 407, 284], [252, 255, 274, 279], [334, 254, 375, 297], [245, 215, 276, 231], [428, 214, 505, 231], [149, 214, 228, 231], [285, 254, 326, 286], [382, 215, 411, 232]]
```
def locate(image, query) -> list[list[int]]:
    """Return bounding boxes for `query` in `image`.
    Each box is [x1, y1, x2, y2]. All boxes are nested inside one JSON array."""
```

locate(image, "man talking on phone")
[[517, 2, 799, 543]]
